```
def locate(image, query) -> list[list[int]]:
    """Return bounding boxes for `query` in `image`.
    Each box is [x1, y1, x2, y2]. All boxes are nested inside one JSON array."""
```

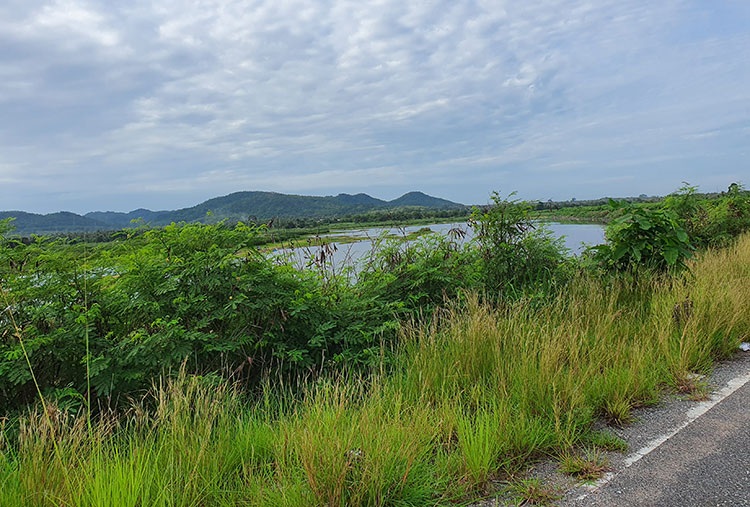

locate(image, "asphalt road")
[[574, 381, 750, 506]]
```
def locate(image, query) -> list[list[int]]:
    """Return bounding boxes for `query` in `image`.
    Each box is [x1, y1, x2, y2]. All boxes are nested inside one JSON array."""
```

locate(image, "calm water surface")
[[276, 222, 605, 272]]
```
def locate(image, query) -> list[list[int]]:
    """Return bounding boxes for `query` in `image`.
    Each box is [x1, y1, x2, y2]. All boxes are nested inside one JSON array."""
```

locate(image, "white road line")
[[576, 368, 750, 501]]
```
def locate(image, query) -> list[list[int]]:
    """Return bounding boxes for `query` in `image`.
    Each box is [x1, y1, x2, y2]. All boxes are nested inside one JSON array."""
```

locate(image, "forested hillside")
[[2, 190, 464, 235]]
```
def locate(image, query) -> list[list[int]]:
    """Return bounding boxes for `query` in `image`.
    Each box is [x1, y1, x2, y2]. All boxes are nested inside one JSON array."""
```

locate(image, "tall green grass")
[[3, 235, 750, 505]]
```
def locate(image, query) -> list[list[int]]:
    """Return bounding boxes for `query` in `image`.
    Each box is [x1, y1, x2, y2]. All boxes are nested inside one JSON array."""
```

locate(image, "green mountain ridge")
[[388, 191, 458, 208], [1, 190, 464, 235], [0, 211, 109, 234], [86, 208, 168, 226]]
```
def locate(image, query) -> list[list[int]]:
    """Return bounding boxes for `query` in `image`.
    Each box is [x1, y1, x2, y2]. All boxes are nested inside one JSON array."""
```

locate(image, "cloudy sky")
[[1, 0, 748, 213]]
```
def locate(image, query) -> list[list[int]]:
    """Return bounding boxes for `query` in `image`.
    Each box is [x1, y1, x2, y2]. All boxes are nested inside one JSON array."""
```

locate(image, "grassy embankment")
[[2, 233, 748, 505]]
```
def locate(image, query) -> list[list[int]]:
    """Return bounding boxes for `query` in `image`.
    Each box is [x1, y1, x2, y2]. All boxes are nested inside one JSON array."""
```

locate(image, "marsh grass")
[[2, 235, 750, 505]]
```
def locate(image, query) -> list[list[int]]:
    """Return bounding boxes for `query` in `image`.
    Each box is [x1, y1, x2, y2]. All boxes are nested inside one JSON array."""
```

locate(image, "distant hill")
[[388, 191, 459, 208], [0, 211, 108, 235], [1, 190, 464, 235], [156, 191, 463, 226], [86, 208, 167, 228]]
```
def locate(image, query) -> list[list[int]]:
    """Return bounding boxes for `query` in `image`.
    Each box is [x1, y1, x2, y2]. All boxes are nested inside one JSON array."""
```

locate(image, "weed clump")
[[559, 448, 611, 482]]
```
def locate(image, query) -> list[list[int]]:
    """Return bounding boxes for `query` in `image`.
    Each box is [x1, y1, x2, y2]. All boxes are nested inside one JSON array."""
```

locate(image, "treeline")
[[530, 182, 744, 211], [264, 205, 470, 229]]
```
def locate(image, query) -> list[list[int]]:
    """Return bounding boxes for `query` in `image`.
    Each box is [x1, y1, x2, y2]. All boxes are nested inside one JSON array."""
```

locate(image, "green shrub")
[[591, 199, 694, 271], [0, 222, 386, 408], [356, 232, 480, 316], [469, 192, 571, 298], [0, 221, 482, 410], [664, 182, 750, 248]]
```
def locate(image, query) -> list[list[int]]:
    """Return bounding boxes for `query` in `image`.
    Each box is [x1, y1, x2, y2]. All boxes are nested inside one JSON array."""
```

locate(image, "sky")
[[1, 0, 749, 214]]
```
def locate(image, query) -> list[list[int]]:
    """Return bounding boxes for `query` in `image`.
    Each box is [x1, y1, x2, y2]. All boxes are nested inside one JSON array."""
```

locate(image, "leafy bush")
[[92, 222, 346, 394], [590, 200, 694, 271], [356, 231, 480, 316], [0, 221, 487, 410], [664, 183, 750, 247], [469, 192, 571, 298], [0, 222, 392, 408], [0, 218, 15, 238]]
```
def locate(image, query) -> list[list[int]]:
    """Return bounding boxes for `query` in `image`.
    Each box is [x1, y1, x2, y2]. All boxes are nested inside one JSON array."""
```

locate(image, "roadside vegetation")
[[1, 184, 749, 505]]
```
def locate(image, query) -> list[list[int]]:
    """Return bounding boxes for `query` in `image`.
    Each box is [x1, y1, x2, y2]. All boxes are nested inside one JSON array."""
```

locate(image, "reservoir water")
[[276, 222, 606, 272]]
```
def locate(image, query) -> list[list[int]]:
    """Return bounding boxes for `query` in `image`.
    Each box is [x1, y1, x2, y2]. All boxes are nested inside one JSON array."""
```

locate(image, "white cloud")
[[0, 0, 748, 212], [34, 0, 120, 47]]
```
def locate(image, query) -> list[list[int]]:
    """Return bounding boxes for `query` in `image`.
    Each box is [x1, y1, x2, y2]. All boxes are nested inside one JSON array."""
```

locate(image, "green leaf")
[[630, 246, 642, 262], [634, 216, 652, 230], [663, 247, 678, 266], [612, 243, 629, 261]]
